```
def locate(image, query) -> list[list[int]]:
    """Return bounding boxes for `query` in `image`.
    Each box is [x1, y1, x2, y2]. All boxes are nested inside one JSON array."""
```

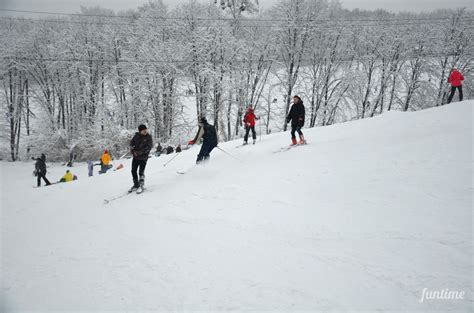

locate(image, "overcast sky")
[[0, 0, 473, 14]]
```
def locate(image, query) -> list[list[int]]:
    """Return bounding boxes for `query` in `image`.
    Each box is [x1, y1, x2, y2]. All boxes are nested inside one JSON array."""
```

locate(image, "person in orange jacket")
[[447, 68, 464, 103], [99, 149, 112, 174]]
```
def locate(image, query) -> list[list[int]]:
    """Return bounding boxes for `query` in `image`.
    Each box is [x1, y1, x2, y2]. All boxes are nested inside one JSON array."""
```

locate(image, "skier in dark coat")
[[286, 95, 306, 146], [188, 117, 218, 164], [34, 153, 51, 187], [129, 124, 153, 192]]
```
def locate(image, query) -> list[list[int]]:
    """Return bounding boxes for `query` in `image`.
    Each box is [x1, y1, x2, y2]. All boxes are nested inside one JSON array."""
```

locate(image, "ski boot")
[[290, 137, 297, 146], [137, 175, 145, 194], [298, 134, 306, 145], [253, 139, 256, 145], [128, 185, 139, 193]]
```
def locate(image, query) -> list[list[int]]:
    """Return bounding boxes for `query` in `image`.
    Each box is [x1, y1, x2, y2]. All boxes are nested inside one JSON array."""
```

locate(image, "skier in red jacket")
[[447, 68, 464, 103], [243, 107, 259, 145]]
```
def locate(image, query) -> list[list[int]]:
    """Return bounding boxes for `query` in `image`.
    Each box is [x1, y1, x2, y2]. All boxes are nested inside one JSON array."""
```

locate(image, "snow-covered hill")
[[1, 101, 472, 312]]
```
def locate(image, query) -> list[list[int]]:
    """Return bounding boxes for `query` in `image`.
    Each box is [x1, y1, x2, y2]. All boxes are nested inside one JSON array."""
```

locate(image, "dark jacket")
[[287, 101, 305, 127], [35, 154, 47, 175], [193, 122, 218, 147], [204, 123, 218, 147], [130, 133, 153, 161]]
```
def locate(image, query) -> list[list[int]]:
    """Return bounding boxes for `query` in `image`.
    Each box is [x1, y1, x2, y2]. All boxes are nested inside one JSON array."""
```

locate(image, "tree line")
[[0, 0, 472, 161]]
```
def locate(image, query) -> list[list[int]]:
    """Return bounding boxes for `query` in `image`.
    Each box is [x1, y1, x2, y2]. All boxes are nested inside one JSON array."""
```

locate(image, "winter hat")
[[104, 149, 108, 154], [293, 95, 301, 102], [138, 124, 147, 132]]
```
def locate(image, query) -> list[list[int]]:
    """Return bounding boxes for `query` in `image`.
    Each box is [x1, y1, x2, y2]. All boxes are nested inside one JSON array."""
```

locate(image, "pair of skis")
[[33, 181, 61, 188], [273, 141, 308, 153], [236, 142, 256, 148], [103, 185, 146, 204]]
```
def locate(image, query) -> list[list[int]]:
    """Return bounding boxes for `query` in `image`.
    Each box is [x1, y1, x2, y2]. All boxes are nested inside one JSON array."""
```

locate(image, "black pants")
[[197, 142, 216, 164], [291, 125, 303, 139], [244, 126, 256, 142], [131, 158, 147, 187], [37, 173, 51, 187], [447, 85, 463, 103]]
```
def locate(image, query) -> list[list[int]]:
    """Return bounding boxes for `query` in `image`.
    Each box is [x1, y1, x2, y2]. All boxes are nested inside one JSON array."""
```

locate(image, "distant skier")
[[286, 95, 306, 146], [243, 107, 259, 145], [60, 170, 77, 183], [188, 117, 218, 164], [66, 152, 76, 167], [33, 153, 51, 187], [129, 124, 153, 193], [447, 68, 464, 103], [99, 149, 112, 174], [176, 144, 182, 153]]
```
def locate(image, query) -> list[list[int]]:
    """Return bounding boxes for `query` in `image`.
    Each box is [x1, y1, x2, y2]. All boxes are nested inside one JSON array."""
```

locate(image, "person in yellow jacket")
[[60, 170, 77, 183], [99, 149, 112, 174]]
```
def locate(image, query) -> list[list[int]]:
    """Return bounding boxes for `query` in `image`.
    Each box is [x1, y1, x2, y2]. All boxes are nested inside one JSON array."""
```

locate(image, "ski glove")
[[188, 140, 195, 145]]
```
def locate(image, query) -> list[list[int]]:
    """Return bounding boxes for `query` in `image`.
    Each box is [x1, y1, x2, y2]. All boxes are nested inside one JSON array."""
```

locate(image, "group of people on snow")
[[33, 148, 123, 187], [33, 94, 307, 189], [33, 155, 77, 187], [33, 67, 465, 189], [155, 143, 182, 157]]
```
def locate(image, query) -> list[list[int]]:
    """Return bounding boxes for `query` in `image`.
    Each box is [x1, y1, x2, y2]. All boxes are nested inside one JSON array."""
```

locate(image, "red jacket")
[[448, 70, 464, 87], [243, 109, 256, 127]]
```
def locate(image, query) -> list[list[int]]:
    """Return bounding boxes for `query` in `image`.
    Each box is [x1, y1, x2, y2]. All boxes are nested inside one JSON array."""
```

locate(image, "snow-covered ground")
[[1, 101, 472, 312]]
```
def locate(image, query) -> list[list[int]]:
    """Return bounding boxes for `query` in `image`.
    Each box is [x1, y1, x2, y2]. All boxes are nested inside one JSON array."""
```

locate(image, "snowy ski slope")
[[1, 101, 472, 312]]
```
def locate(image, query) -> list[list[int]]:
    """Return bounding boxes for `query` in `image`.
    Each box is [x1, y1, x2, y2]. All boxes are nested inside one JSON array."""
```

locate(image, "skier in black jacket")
[[34, 153, 51, 187], [129, 124, 153, 192], [188, 117, 218, 164], [286, 95, 306, 146]]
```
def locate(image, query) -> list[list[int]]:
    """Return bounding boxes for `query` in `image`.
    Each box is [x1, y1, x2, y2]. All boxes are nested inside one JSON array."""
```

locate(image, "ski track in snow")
[[1, 101, 473, 312]]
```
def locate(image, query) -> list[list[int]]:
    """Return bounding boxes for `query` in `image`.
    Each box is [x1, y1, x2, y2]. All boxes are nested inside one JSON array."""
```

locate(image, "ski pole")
[[119, 151, 130, 159], [216, 146, 242, 162], [163, 152, 181, 167]]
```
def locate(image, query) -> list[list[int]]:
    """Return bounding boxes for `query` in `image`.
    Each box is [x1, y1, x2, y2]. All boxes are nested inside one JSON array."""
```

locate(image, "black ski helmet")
[[138, 124, 147, 132]]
